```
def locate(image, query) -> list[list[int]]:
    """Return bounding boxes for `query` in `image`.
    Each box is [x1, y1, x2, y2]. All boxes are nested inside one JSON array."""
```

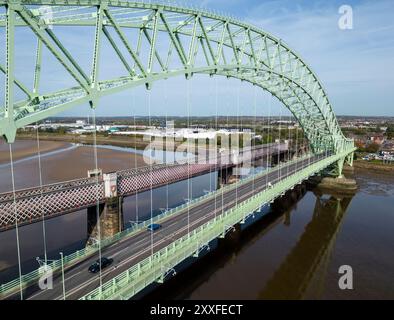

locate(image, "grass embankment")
[[17, 132, 150, 149], [16, 132, 215, 152], [353, 159, 394, 172], [0, 139, 69, 164]]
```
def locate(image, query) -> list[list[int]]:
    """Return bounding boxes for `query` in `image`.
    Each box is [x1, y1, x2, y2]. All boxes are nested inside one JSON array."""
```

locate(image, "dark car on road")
[[88, 257, 113, 273], [147, 223, 162, 231]]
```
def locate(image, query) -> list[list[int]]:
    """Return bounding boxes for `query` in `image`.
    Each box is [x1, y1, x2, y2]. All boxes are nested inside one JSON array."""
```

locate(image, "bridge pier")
[[345, 152, 354, 167], [332, 151, 354, 178], [218, 223, 242, 247], [87, 196, 123, 245], [271, 150, 289, 166], [271, 183, 307, 213], [336, 157, 345, 178], [217, 166, 233, 187], [86, 173, 123, 245]]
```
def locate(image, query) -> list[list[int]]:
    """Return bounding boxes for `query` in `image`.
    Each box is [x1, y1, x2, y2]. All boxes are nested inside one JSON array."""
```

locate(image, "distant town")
[[17, 115, 394, 163]]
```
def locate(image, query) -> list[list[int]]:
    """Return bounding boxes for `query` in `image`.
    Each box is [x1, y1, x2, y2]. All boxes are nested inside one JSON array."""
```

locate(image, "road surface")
[[6, 154, 325, 300]]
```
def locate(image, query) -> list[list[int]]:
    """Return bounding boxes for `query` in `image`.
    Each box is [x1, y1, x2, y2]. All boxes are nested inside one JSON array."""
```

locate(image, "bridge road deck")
[[3, 154, 325, 300]]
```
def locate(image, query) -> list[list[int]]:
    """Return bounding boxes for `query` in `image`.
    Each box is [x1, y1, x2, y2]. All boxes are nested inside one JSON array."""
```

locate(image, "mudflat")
[[0, 139, 69, 164], [0, 141, 147, 192]]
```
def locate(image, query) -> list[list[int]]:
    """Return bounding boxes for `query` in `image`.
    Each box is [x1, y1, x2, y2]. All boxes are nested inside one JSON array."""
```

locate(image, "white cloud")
[[243, 0, 394, 115]]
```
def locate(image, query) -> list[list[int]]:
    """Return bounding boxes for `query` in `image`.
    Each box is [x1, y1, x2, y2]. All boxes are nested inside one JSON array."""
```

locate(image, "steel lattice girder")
[[0, 0, 354, 153], [0, 144, 276, 231]]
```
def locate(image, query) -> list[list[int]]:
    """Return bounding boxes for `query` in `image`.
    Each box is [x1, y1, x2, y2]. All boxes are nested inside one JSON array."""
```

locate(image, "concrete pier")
[[308, 173, 357, 196], [87, 196, 123, 245], [86, 171, 123, 245]]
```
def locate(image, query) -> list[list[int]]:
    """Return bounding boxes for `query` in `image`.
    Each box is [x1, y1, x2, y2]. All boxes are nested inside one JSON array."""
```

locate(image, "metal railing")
[[0, 150, 309, 298], [80, 148, 355, 300]]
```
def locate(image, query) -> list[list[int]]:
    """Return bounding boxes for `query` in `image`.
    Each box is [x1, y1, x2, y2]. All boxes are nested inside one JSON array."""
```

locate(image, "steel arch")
[[0, 0, 353, 153]]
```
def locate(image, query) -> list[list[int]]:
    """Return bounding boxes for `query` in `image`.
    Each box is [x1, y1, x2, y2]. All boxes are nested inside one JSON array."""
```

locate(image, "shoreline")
[[353, 160, 394, 172], [4, 137, 394, 174], [0, 140, 70, 165], [16, 133, 149, 150]]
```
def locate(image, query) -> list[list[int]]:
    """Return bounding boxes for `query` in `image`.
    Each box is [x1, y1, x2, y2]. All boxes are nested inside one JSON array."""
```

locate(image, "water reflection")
[[143, 187, 356, 300], [259, 192, 354, 299]]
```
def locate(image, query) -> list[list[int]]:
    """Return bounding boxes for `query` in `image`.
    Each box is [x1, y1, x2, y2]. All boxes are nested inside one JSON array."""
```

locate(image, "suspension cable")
[[295, 115, 299, 172], [208, 76, 214, 192], [148, 89, 154, 256], [214, 76, 218, 218], [91, 107, 103, 298], [132, 91, 139, 226], [9, 144, 23, 300], [253, 85, 256, 192], [266, 93, 272, 189], [36, 123, 48, 265], [164, 81, 169, 211], [287, 110, 291, 177], [278, 103, 282, 180], [186, 78, 191, 236], [235, 80, 240, 207]]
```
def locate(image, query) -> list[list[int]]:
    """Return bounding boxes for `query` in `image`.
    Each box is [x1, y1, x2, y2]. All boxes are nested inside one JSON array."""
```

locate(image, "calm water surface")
[[145, 169, 394, 300]]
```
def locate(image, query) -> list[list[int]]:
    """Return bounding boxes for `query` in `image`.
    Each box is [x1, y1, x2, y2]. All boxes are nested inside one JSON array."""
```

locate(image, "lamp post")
[[129, 220, 141, 228], [59, 252, 66, 300]]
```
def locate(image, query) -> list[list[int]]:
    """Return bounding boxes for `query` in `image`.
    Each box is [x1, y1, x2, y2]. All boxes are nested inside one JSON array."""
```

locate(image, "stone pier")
[[271, 183, 307, 213], [86, 172, 123, 245], [217, 166, 233, 187]]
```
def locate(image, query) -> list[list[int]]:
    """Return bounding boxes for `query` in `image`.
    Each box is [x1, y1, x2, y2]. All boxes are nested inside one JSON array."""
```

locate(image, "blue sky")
[[1, 0, 393, 117]]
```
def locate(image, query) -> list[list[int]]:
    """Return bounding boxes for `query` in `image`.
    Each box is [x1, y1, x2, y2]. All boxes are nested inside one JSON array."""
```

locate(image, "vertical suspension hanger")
[[132, 92, 139, 226], [235, 79, 240, 206], [36, 123, 48, 265], [148, 88, 154, 256], [33, 36, 48, 266], [287, 109, 290, 176], [6, 4, 23, 300], [208, 75, 214, 193], [164, 81, 169, 211], [91, 107, 103, 296], [253, 85, 257, 191], [90, 3, 104, 298], [266, 93, 272, 189], [278, 102, 282, 180], [214, 76, 218, 218], [186, 77, 191, 236], [295, 115, 299, 172], [8, 144, 23, 300]]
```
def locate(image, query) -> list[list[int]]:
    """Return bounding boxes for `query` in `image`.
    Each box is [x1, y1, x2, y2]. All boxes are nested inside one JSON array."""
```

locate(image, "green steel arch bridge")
[[0, 0, 356, 300]]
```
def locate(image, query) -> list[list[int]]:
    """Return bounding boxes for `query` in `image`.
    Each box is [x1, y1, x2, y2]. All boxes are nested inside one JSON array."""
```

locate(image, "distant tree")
[[355, 140, 365, 152], [57, 127, 67, 135], [386, 125, 394, 139], [364, 142, 380, 153], [354, 128, 367, 135]]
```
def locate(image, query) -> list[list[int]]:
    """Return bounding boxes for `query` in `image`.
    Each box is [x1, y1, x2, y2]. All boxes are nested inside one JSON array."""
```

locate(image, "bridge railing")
[[0, 149, 308, 298], [80, 150, 352, 300], [0, 143, 285, 230]]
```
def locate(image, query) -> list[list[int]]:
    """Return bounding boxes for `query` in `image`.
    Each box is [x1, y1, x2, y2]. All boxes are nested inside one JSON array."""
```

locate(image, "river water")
[[1, 141, 394, 299]]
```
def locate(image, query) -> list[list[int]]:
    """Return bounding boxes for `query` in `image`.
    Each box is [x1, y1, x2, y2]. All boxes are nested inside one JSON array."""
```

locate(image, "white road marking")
[[28, 157, 320, 300]]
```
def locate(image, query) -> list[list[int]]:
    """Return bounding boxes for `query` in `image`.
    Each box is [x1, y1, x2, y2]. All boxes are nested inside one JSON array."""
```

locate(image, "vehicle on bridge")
[[147, 224, 162, 232], [88, 257, 114, 273]]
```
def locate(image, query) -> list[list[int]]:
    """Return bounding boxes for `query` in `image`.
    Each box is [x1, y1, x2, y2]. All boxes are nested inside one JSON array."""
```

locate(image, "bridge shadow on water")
[[140, 183, 354, 300]]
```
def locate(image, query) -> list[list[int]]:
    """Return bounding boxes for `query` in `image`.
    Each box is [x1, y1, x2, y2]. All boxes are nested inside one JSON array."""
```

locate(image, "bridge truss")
[[0, 0, 357, 301], [0, 0, 353, 154]]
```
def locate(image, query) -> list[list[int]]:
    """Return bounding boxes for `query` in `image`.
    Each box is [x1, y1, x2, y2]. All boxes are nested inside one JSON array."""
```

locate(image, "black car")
[[88, 257, 113, 273]]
